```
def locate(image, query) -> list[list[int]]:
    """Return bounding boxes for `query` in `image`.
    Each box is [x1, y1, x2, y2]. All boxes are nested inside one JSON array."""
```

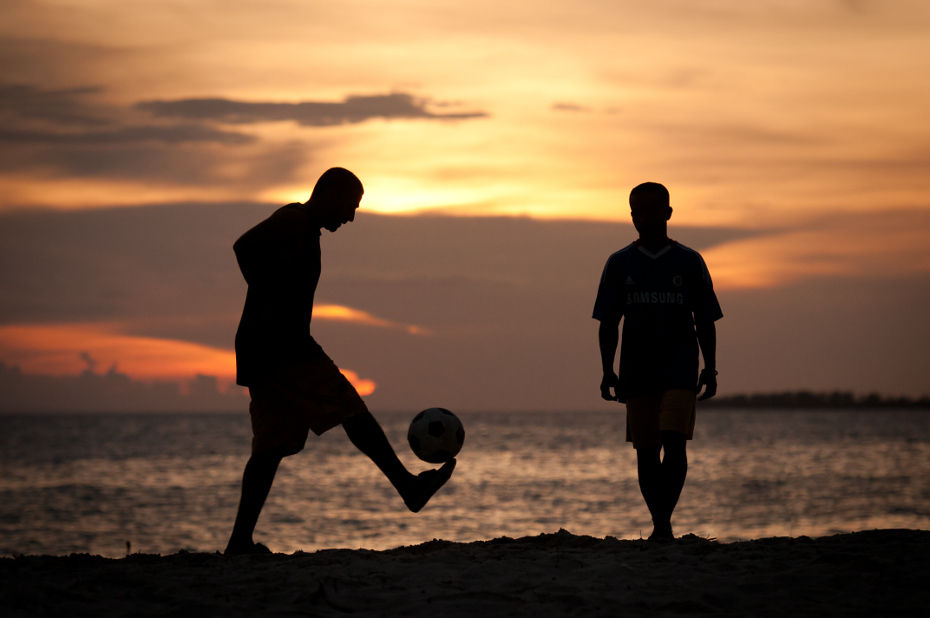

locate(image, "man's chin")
[[324, 223, 341, 232]]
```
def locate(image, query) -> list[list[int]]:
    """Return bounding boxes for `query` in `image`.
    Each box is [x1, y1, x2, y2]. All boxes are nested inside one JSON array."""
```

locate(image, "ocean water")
[[1, 410, 928, 557]]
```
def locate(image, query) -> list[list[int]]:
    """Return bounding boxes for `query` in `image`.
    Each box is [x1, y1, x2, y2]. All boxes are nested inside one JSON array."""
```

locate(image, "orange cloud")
[[703, 211, 930, 290], [313, 304, 427, 335], [0, 323, 237, 380], [337, 369, 376, 397], [0, 323, 376, 395]]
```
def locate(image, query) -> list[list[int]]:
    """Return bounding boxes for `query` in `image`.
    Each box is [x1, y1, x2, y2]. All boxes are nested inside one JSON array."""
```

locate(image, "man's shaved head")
[[310, 167, 364, 203], [630, 182, 669, 207]]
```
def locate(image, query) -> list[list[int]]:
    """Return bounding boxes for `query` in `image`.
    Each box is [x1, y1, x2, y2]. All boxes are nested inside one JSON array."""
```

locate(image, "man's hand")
[[696, 368, 717, 401], [600, 372, 620, 401]]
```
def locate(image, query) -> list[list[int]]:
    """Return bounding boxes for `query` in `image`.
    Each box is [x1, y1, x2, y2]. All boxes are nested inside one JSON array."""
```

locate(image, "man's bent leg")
[[342, 410, 455, 513], [342, 410, 408, 483], [225, 446, 288, 554]]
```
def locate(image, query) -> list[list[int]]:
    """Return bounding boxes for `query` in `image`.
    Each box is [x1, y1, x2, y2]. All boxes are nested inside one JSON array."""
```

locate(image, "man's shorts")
[[248, 354, 369, 456], [625, 389, 696, 449]]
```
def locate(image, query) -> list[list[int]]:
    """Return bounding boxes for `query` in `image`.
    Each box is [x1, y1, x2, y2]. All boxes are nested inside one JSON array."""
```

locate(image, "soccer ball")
[[407, 408, 465, 463]]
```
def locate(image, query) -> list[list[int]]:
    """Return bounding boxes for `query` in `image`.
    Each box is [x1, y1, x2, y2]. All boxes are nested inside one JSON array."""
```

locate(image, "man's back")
[[234, 203, 325, 387]]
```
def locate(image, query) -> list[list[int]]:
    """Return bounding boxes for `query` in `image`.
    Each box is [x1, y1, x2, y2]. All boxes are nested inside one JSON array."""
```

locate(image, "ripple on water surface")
[[1, 410, 929, 556]]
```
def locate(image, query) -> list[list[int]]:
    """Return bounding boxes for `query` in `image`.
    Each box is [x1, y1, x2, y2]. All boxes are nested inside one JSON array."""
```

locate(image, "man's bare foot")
[[403, 459, 456, 513], [224, 541, 273, 555], [648, 523, 674, 542]]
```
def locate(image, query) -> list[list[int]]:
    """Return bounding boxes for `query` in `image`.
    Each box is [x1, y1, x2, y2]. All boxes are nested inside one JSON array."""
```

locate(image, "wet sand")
[[2, 529, 927, 617]]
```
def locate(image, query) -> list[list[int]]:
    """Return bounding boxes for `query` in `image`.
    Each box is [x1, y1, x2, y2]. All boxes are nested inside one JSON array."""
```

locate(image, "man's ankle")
[[226, 535, 252, 550], [653, 520, 673, 534]]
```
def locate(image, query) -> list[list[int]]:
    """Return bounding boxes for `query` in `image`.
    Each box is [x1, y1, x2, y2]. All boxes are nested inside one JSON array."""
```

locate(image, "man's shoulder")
[[604, 242, 637, 265], [671, 242, 715, 284], [263, 203, 314, 236], [672, 240, 700, 255], [672, 242, 709, 264], [270, 202, 307, 220]]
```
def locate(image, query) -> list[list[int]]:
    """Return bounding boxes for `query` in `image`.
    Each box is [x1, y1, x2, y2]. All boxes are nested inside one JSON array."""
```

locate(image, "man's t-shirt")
[[234, 203, 326, 386], [593, 240, 723, 399]]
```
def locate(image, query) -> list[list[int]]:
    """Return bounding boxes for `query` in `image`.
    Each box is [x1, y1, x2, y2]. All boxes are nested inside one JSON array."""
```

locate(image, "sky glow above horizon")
[[4, 2, 929, 222], [1, 1, 929, 402]]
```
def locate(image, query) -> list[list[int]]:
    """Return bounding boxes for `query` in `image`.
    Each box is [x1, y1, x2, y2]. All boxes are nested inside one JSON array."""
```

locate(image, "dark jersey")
[[234, 203, 325, 386], [593, 241, 723, 399]]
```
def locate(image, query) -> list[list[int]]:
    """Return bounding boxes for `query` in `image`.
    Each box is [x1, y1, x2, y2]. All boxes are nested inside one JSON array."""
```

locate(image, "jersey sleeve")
[[692, 253, 723, 323], [592, 254, 625, 322]]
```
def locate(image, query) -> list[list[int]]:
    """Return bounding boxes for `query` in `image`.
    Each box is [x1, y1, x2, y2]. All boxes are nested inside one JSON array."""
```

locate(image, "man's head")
[[629, 182, 671, 238], [307, 167, 364, 232]]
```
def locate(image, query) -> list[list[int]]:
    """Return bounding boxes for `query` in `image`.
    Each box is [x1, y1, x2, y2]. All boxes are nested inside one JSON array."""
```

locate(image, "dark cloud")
[[19, 205, 930, 410], [0, 82, 303, 186], [647, 121, 817, 147], [0, 83, 109, 127], [0, 204, 751, 335], [0, 125, 254, 146], [551, 102, 591, 113], [0, 82, 254, 146], [0, 31, 131, 88], [0, 84, 487, 189], [0, 139, 304, 188], [136, 93, 488, 126], [0, 203, 255, 338], [718, 272, 930, 397]]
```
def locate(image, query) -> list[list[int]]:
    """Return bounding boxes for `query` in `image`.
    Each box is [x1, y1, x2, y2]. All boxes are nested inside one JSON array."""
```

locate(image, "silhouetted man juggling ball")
[[225, 167, 455, 555], [593, 182, 722, 541]]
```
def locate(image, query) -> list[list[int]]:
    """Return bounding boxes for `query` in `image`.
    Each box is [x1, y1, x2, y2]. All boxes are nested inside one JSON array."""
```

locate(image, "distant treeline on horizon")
[[704, 391, 930, 409]]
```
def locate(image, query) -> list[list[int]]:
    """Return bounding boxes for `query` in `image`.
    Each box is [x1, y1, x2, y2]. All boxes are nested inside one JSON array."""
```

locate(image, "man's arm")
[[598, 319, 621, 401], [233, 207, 307, 286], [695, 320, 717, 401]]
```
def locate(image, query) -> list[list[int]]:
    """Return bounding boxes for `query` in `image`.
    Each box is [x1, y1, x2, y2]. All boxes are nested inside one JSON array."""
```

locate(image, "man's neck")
[[637, 235, 671, 253], [297, 201, 325, 231]]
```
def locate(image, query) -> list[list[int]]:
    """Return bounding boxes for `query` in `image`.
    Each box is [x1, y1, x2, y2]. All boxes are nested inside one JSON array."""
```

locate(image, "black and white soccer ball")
[[407, 408, 465, 463]]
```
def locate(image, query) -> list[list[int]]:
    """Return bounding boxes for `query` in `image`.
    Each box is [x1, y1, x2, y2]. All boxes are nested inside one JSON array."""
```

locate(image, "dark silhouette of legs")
[[636, 430, 688, 540], [226, 410, 455, 554], [659, 430, 688, 527], [225, 445, 288, 554], [636, 445, 664, 532]]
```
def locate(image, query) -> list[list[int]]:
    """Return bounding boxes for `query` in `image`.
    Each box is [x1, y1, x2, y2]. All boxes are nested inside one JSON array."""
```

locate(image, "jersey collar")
[[634, 239, 675, 259]]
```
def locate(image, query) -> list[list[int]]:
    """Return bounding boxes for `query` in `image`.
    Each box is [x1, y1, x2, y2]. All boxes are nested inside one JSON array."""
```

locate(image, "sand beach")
[[2, 528, 927, 617]]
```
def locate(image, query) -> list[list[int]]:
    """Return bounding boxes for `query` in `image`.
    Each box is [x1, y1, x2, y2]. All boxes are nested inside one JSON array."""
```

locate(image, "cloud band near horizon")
[[135, 93, 488, 126]]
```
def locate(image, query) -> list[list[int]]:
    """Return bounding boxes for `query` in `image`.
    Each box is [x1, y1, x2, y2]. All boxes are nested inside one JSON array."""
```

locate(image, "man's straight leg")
[[635, 432, 688, 541], [225, 446, 288, 554], [659, 430, 688, 527], [636, 445, 666, 536]]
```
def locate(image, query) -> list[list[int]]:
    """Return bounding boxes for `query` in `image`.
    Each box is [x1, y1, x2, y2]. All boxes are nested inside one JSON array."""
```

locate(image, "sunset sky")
[[1, 1, 929, 410]]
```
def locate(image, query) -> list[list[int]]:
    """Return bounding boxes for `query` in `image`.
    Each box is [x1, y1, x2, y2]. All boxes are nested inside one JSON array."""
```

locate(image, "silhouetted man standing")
[[225, 167, 455, 555], [593, 182, 722, 541]]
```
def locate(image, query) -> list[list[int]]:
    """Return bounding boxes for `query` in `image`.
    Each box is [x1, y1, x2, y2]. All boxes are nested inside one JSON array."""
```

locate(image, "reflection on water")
[[1, 410, 928, 557]]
